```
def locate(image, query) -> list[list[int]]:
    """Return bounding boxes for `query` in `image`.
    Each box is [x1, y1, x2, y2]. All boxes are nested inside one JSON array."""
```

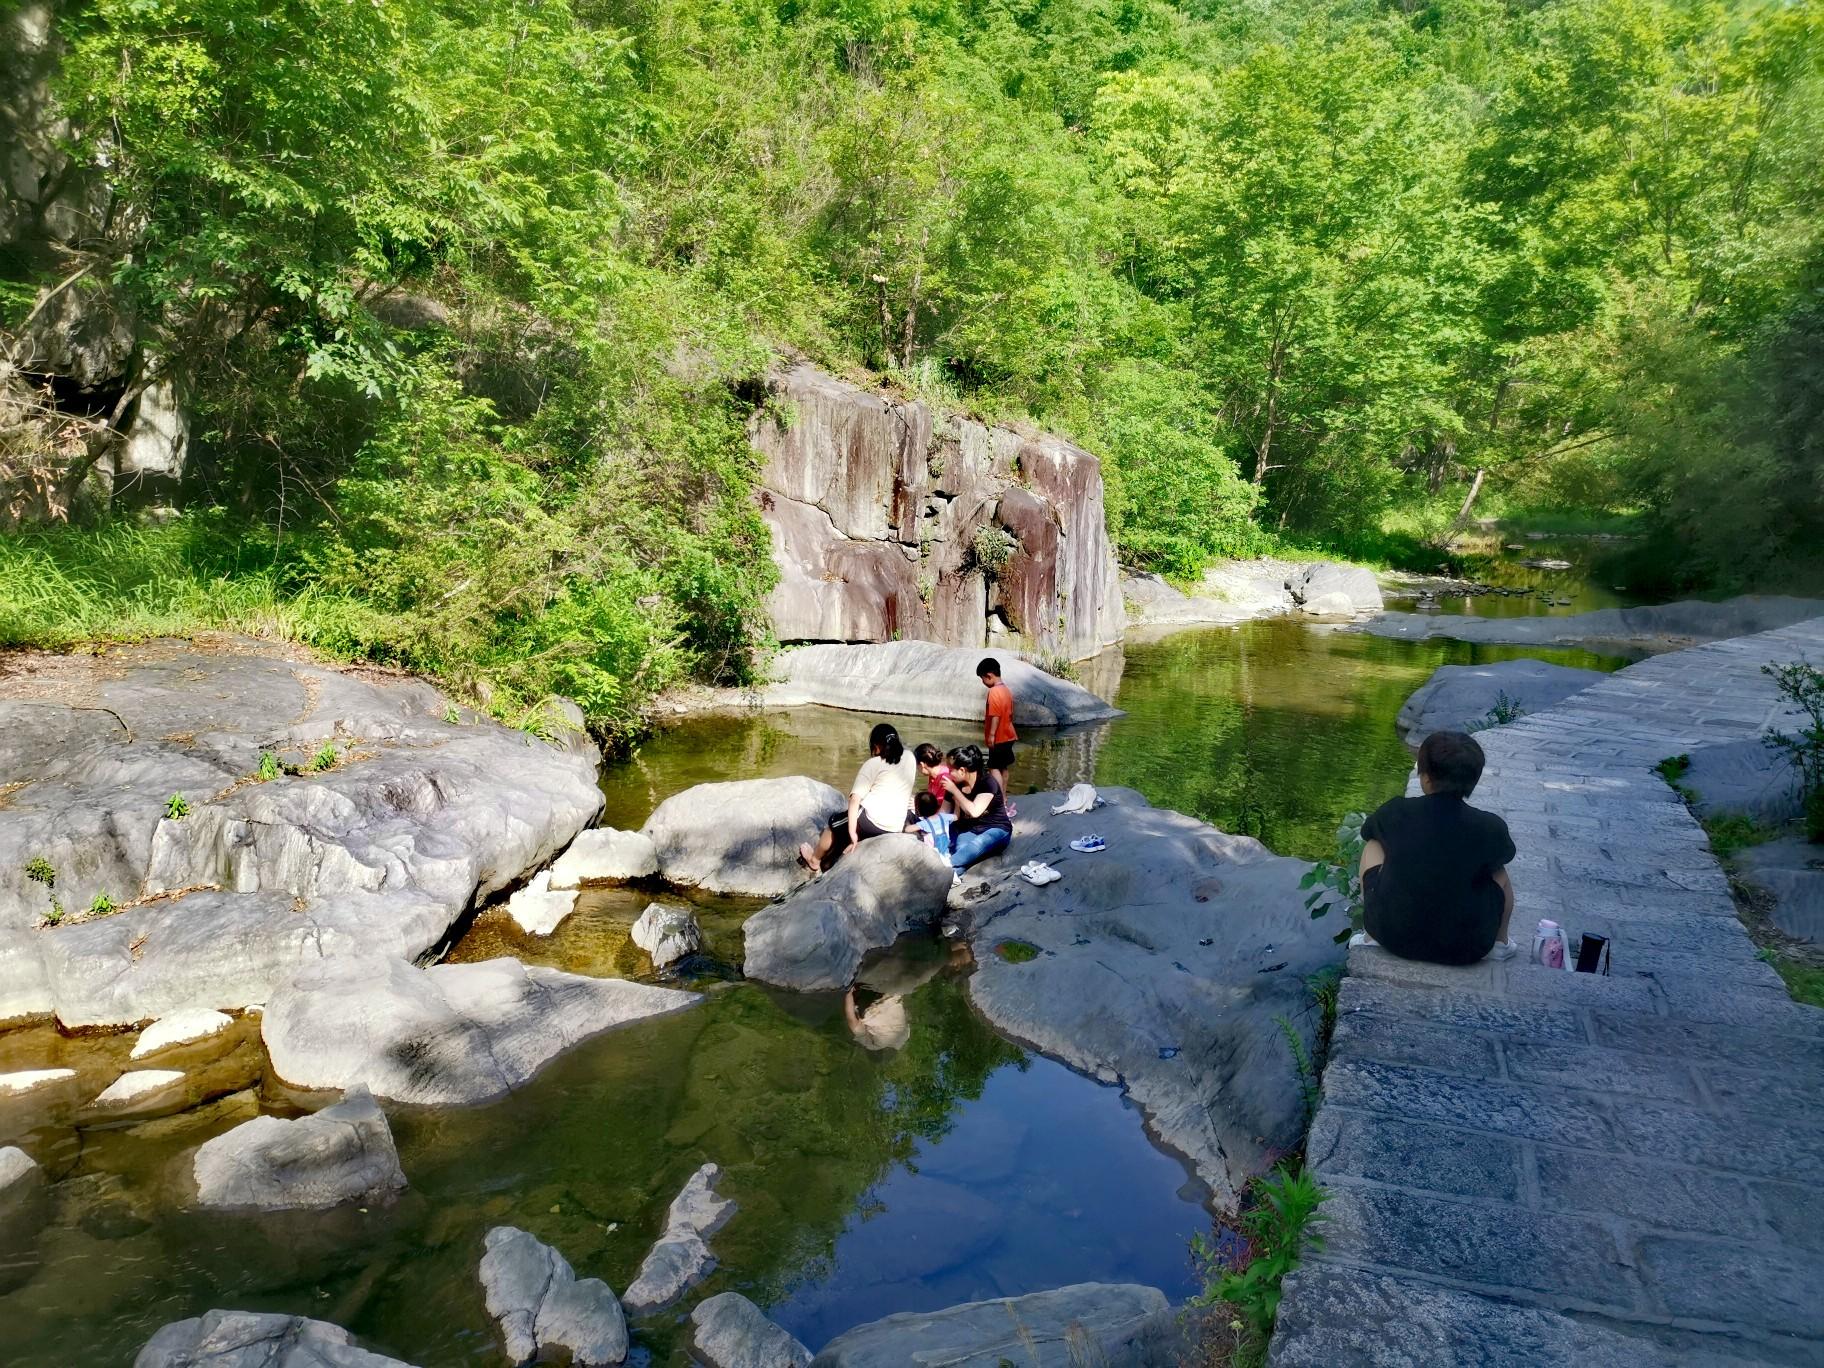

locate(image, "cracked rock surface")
[[191, 1084, 406, 1210], [0, 641, 603, 1028], [623, 1162, 737, 1312], [479, 1225, 627, 1366], [263, 955, 700, 1104], [134, 1308, 417, 1367]]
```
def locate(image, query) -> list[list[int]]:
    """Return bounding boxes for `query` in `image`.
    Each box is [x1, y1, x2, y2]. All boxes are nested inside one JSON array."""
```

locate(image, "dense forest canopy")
[[3, 0, 1821, 733]]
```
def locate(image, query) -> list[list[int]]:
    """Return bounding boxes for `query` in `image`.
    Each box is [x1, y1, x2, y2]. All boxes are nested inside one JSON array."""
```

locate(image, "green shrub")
[[1763, 661, 1824, 842], [306, 742, 339, 773], [969, 526, 1019, 579], [255, 752, 282, 782], [1300, 812, 1367, 942], [1192, 1164, 1329, 1345], [164, 793, 191, 820], [88, 891, 117, 916], [24, 857, 55, 888]]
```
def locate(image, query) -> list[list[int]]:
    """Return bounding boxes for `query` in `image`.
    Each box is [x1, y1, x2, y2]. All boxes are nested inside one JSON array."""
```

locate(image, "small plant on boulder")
[[88, 891, 117, 916], [164, 793, 191, 820], [969, 525, 1019, 579], [306, 741, 339, 773], [255, 751, 282, 782], [25, 857, 62, 926], [1467, 691, 1527, 732]]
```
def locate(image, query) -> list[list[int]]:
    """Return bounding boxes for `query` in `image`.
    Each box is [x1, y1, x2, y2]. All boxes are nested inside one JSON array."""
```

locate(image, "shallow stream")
[[0, 542, 1632, 1365]]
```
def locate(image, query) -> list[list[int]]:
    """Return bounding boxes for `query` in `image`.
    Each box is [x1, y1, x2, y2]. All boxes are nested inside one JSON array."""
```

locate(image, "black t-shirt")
[[1361, 793, 1516, 966], [952, 772, 1011, 836]]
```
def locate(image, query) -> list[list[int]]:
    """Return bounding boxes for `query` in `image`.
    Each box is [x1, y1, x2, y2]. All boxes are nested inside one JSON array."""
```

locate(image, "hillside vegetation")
[[2, 0, 1820, 735]]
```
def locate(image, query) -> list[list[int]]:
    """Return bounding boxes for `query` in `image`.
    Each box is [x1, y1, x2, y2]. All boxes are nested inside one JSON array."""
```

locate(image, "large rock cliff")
[[752, 364, 1124, 661]]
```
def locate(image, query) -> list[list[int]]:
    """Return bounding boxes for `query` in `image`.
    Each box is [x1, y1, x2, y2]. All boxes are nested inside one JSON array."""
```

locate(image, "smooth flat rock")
[[762, 642, 1120, 726], [134, 1309, 417, 1367], [506, 870, 577, 936], [549, 828, 658, 888], [1360, 594, 1824, 650], [1396, 659, 1608, 746], [958, 788, 1339, 1208], [690, 1292, 812, 1368], [808, 1283, 1171, 1367], [643, 776, 842, 898], [1736, 837, 1824, 943], [1681, 739, 1802, 825], [191, 1085, 406, 1211], [480, 1225, 627, 1366], [0, 928, 51, 1021], [743, 836, 954, 991], [1287, 562, 1383, 616], [623, 1162, 737, 1312], [0, 1068, 75, 1096], [0, 641, 602, 1028], [263, 955, 698, 1104], [132, 1007, 235, 1059], [631, 903, 702, 969], [0, 1145, 37, 1192], [91, 1069, 187, 1113]]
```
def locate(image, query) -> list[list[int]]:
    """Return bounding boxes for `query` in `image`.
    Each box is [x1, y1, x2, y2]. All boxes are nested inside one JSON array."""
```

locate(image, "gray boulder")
[[743, 836, 954, 991], [808, 1283, 1170, 1368], [132, 1007, 235, 1059], [1396, 659, 1608, 746], [0, 641, 603, 1028], [479, 1225, 627, 1367], [763, 641, 1120, 726], [0, 1145, 38, 1194], [505, 870, 577, 936], [262, 955, 698, 1105], [549, 828, 658, 888], [191, 1085, 405, 1211], [691, 1292, 812, 1368], [134, 1310, 416, 1367], [643, 776, 842, 898], [622, 1162, 737, 1313], [631, 903, 702, 969], [1736, 838, 1824, 943], [1681, 739, 1801, 825], [1286, 562, 1383, 616], [958, 789, 1339, 1209], [1360, 594, 1824, 650]]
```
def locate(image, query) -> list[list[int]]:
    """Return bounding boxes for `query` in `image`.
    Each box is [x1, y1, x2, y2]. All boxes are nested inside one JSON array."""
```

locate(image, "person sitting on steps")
[[1358, 729, 1519, 965], [944, 743, 1012, 875], [799, 722, 917, 873]]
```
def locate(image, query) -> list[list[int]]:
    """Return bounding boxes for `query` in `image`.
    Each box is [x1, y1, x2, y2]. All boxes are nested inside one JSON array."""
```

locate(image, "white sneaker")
[[1486, 938, 1519, 962]]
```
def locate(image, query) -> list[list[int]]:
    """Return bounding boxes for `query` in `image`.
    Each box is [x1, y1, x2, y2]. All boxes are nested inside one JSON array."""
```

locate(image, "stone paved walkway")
[[1270, 619, 1824, 1367]]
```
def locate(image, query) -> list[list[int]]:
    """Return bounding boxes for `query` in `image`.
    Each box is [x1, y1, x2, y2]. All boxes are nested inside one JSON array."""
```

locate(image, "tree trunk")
[[1450, 467, 1487, 531]]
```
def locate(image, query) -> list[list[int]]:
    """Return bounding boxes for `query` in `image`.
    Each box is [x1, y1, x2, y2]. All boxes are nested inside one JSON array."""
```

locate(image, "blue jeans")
[[950, 825, 1010, 870]]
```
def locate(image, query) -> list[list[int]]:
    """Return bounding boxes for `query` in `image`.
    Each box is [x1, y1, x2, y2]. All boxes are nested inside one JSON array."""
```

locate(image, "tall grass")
[[0, 522, 377, 653]]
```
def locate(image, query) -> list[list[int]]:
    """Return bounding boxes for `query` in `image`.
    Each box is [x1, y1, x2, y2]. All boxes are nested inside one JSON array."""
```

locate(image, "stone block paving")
[[1271, 620, 1824, 1367]]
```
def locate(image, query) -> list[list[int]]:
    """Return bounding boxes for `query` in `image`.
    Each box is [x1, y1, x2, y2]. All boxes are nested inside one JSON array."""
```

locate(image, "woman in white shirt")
[[798, 723, 917, 872]]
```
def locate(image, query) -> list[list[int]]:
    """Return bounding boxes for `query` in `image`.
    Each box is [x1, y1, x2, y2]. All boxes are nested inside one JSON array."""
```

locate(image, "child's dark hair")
[[1417, 730, 1486, 797], [976, 657, 1001, 680], [914, 741, 944, 768], [868, 722, 904, 765], [947, 744, 985, 773], [914, 790, 941, 818]]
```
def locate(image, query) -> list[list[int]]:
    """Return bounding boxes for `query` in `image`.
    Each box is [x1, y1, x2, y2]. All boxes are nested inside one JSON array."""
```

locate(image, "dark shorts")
[[825, 809, 894, 865], [987, 740, 1016, 772]]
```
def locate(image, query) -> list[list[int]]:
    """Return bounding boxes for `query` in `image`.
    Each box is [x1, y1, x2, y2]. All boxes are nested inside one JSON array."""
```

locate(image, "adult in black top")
[[944, 744, 1013, 871], [1359, 730, 1517, 965]]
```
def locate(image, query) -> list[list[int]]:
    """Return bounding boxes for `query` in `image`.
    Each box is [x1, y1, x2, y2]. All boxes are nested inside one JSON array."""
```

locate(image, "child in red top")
[[977, 657, 1017, 793]]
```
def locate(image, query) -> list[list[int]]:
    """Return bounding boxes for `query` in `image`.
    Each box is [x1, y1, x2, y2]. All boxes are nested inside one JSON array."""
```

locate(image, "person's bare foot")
[[798, 842, 819, 872]]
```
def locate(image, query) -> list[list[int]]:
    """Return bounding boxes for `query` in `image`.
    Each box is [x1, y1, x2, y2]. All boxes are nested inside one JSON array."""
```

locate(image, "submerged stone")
[[191, 1085, 406, 1211], [623, 1161, 737, 1312], [691, 1291, 812, 1368], [631, 903, 702, 969]]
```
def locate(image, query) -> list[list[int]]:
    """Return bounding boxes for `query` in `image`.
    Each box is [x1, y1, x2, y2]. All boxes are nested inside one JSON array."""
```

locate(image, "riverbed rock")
[[131, 1007, 235, 1060], [549, 828, 658, 888], [1736, 837, 1824, 943], [743, 836, 955, 991], [1396, 659, 1609, 746], [90, 1069, 188, 1115], [760, 641, 1120, 726], [752, 363, 1123, 661], [0, 1068, 75, 1096], [808, 1283, 1171, 1368], [0, 641, 604, 1028], [480, 1225, 628, 1366], [631, 903, 702, 969], [0, 1146, 37, 1194], [622, 1162, 737, 1313], [1361, 594, 1824, 651], [1680, 738, 1801, 825], [191, 1086, 406, 1211], [956, 788, 1338, 1209], [505, 870, 577, 936], [643, 776, 843, 898], [690, 1292, 812, 1368], [1287, 562, 1383, 616], [134, 1309, 417, 1367], [262, 955, 699, 1105]]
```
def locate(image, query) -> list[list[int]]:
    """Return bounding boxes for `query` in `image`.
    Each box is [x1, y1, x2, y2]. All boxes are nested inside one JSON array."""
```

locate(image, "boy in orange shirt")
[[977, 657, 1017, 795]]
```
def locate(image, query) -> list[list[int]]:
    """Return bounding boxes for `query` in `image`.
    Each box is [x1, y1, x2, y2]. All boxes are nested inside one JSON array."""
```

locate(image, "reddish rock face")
[[750, 365, 1124, 660]]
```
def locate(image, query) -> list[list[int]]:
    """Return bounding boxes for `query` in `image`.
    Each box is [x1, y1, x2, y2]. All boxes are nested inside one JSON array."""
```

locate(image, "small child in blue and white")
[[908, 790, 953, 860]]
